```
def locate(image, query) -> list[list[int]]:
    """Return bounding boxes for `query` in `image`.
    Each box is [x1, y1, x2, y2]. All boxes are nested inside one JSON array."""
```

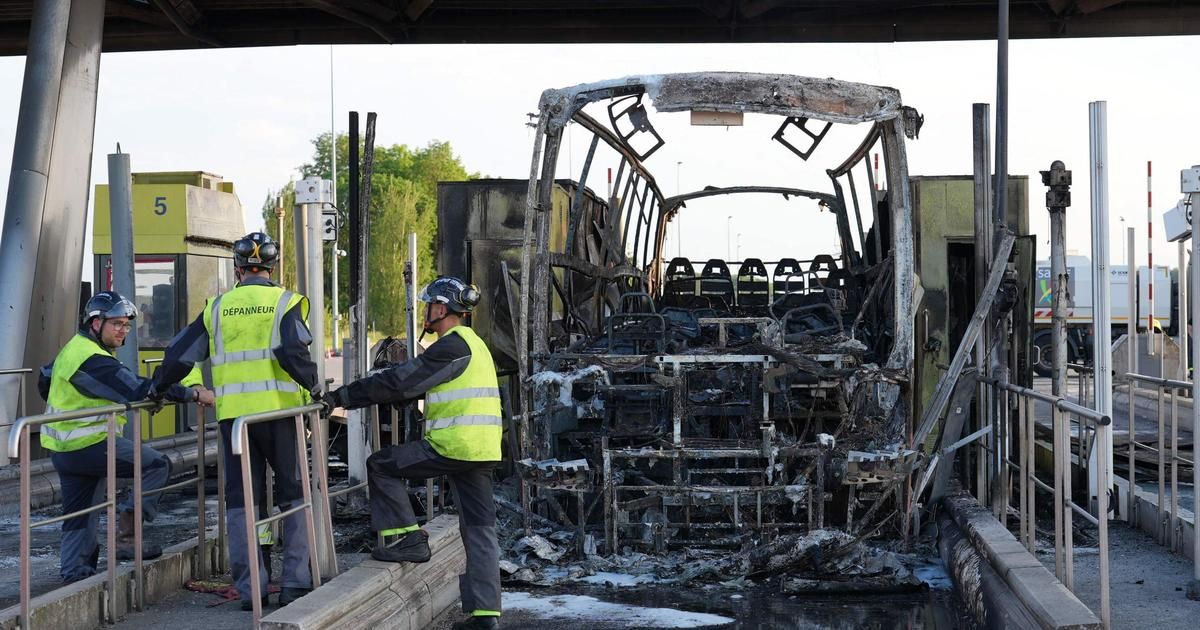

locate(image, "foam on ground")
[[504, 592, 733, 628]]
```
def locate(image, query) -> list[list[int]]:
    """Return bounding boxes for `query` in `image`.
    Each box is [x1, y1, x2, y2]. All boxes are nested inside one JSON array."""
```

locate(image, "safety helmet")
[[82, 291, 137, 328], [232, 232, 279, 271], [419, 276, 480, 314]]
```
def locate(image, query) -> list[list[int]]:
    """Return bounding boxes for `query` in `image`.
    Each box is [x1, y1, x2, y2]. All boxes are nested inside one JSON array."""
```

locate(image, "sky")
[[0, 35, 1197, 282]]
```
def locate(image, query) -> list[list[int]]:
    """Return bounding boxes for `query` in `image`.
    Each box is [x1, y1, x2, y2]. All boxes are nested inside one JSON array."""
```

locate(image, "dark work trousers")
[[219, 420, 312, 600], [367, 440, 501, 615], [50, 437, 171, 582]]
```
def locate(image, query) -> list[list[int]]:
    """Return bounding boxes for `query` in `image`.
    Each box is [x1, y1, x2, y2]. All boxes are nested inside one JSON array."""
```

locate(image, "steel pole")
[[329, 47, 339, 355], [973, 103, 992, 504], [993, 0, 1009, 255], [1148, 161, 1156, 356], [1089, 102, 1114, 627], [293, 197, 308, 293], [303, 199, 335, 577], [1179, 240, 1189, 381], [305, 201, 325, 383], [1128, 228, 1138, 524], [1049, 182, 1068, 400], [407, 232, 419, 356], [992, 1, 1011, 517], [107, 150, 140, 437], [1089, 103, 1114, 501], [330, 238, 339, 354], [1189, 188, 1200, 599]]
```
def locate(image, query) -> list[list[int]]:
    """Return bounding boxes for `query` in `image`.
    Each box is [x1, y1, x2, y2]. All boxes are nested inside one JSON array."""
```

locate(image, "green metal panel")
[[911, 175, 1029, 434]]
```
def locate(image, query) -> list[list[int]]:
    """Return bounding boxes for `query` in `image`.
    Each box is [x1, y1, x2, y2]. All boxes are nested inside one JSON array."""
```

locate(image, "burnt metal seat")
[[735, 258, 770, 312], [773, 258, 805, 297], [808, 254, 839, 290], [660, 257, 697, 308], [698, 259, 735, 314]]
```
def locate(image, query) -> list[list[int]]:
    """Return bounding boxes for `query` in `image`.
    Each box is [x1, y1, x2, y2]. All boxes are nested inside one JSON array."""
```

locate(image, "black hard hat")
[[233, 232, 279, 270], [82, 291, 137, 327], [419, 276, 480, 314]]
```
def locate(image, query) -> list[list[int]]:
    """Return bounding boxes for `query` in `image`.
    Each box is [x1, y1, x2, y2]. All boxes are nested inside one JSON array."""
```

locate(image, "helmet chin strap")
[[421, 302, 446, 338]]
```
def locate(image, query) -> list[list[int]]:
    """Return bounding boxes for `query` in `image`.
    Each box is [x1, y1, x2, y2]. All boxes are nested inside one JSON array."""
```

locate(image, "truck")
[[1031, 254, 1176, 376]]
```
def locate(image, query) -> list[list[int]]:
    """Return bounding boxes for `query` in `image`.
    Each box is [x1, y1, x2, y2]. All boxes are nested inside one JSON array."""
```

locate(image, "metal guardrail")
[[1067, 362, 1094, 408], [7, 388, 223, 627], [143, 357, 229, 571], [983, 377, 1111, 628], [231, 403, 335, 627], [0, 368, 32, 422], [1124, 373, 1196, 560]]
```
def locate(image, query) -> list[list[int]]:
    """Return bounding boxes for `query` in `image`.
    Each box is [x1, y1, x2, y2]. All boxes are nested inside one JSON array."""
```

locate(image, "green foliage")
[[261, 133, 475, 335]]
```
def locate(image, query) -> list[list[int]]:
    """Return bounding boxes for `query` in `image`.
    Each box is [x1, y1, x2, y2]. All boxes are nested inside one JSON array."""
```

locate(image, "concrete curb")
[[0, 534, 219, 629], [261, 515, 465, 630], [1114, 476, 1196, 565], [943, 492, 1101, 630]]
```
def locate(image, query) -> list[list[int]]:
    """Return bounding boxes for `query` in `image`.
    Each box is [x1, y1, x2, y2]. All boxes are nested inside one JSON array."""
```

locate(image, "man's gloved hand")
[[325, 387, 351, 414], [311, 388, 331, 418], [146, 388, 166, 415], [314, 387, 347, 418]]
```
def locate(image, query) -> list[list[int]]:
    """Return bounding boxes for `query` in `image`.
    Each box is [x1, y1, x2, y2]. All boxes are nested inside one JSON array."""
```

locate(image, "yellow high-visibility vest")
[[424, 326, 502, 461], [204, 284, 310, 420], [41, 334, 121, 452]]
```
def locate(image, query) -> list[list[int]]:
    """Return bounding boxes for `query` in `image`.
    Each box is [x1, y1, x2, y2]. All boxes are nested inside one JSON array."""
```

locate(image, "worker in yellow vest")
[[155, 232, 318, 611], [38, 291, 214, 583], [326, 276, 502, 630]]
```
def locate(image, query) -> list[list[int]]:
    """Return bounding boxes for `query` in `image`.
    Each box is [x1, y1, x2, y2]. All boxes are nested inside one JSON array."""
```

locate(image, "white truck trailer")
[[1032, 255, 1174, 376]]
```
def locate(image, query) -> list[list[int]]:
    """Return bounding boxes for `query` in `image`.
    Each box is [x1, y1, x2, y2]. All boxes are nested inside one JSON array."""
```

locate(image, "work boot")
[[370, 529, 431, 563], [240, 595, 270, 611], [451, 616, 499, 630], [115, 511, 163, 561], [278, 587, 310, 606]]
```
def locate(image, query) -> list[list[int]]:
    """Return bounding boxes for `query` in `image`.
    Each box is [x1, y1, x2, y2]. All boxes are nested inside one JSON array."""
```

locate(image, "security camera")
[[1163, 196, 1192, 243]]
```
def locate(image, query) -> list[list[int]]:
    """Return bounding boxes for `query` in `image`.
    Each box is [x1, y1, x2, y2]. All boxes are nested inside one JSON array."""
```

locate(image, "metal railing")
[[144, 356, 229, 570], [1123, 373, 1196, 557], [0, 367, 32, 422], [983, 377, 1112, 628], [1068, 362, 1094, 407], [7, 394, 222, 627], [231, 403, 335, 627]]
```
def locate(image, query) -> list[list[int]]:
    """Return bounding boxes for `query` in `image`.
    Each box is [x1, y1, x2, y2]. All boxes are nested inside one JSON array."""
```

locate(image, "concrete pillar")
[[0, 0, 104, 460]]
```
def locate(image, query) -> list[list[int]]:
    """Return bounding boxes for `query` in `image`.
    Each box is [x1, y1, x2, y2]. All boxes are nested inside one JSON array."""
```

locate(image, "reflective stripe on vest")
[[425, 387, 501, 404], [213, 380, 301, 397], [42, 335, 125, 452], [209, 349, 272, 366], [206, 285, 308, 420], [426, 414, 503, 431], [423, 326, 502, 461], [41, 404, 110, 445]]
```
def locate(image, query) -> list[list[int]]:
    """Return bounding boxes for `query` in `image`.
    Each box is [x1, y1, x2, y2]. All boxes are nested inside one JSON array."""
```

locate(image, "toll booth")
[[93, 171, 245, 438], [910, 175, 1034, 437]]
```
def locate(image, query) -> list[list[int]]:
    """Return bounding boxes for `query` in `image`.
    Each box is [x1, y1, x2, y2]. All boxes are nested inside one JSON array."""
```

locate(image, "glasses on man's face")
[[106, 320, 133, 332]]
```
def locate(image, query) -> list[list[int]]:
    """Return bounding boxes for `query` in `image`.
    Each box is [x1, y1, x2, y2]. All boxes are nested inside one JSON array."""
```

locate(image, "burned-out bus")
[[437, 72, 1032, 552]]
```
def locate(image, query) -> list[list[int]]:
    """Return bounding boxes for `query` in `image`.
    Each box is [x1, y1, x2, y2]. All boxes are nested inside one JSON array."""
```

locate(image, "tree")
[[262, 133, 475, 336]]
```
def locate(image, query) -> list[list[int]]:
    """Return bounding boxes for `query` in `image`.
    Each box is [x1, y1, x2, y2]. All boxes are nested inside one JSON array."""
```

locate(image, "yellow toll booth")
[[93, 171, 245, 437]]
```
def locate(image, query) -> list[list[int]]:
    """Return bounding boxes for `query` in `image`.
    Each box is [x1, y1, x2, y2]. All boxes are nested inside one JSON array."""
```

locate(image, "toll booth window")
[[98, 255, 180, 349], [134, 257, 177, 349], [185, 254, 236, 320]]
